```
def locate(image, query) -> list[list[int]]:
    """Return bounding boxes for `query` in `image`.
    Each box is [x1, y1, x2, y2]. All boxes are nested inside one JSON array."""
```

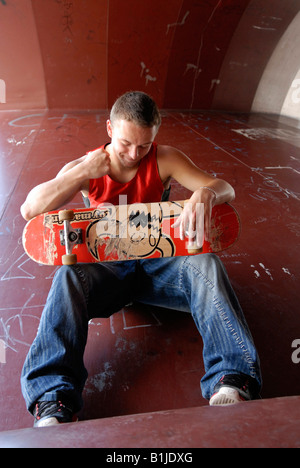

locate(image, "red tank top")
[[88, 142, 165, 206]]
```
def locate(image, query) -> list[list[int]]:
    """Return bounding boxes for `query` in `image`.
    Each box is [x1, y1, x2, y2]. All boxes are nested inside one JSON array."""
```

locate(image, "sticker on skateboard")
[[22, 200, 240, 266]]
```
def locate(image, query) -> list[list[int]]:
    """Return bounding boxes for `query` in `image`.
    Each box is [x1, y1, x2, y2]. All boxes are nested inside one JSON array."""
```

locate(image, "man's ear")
[[106, 119, 113, 138]]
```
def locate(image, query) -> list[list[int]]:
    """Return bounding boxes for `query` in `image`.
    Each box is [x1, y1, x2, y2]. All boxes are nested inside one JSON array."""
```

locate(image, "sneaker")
[[209, 374, 256, 406], [33, 400, 76, 427]]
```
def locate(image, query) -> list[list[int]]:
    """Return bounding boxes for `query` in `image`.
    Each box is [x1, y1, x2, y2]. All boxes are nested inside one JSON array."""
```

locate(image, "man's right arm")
[[20, 148, 111, 221]]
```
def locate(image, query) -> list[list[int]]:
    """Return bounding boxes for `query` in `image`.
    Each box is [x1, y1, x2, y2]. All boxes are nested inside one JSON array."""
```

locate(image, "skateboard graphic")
[[22, 200, 240, 266]]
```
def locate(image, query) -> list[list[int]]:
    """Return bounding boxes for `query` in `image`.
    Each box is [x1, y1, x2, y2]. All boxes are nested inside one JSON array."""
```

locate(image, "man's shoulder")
[[157, 144, 190, 165], [156, 144, 187, 181], [157, 144, 181, 158]]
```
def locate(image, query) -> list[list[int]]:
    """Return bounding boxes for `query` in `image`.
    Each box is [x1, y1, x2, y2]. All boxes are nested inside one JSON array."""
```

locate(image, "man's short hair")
[[110, 91, 161, 128]]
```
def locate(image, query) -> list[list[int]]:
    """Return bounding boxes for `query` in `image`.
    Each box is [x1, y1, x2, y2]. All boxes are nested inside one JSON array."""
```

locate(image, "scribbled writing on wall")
[[140, 62, 157, 87], [58, 0, 74, 41], [166, 10, 190, 35], [249, 167, 300, 203], [8, 112, 103, 127], [232, 127, 300, 146]]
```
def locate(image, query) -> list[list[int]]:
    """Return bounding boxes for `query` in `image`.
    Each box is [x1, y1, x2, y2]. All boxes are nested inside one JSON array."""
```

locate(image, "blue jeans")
[[21, 254, 261, 413]]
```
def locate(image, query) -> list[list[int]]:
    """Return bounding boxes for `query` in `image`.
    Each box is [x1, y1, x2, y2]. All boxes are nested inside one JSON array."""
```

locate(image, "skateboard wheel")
[[62, 254, 77, 265], [59, 209, 75, 222], [187, 247, 203, 254]]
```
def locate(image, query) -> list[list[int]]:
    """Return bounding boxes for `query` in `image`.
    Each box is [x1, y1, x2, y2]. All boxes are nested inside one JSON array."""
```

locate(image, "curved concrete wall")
[[0, 0, 299, 119], [252, 11, 300, 120]]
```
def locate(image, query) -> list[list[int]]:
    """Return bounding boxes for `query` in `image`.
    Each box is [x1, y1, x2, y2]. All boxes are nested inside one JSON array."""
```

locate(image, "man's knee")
[[52, 264, 90, 300], [187, 253, 224, 272], [183, 253, 228, 290]]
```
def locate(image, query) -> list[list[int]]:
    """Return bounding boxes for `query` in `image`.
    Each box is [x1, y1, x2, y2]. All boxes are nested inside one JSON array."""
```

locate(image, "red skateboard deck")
[[22, 200, 240, 266]]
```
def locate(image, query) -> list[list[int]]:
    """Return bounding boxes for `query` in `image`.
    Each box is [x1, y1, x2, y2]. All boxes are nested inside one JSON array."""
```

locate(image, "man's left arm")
[[158, 145, 235, 247]]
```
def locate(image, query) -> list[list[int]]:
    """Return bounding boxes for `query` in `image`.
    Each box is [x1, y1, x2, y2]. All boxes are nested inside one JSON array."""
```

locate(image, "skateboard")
[[22, 200, 240, 266]]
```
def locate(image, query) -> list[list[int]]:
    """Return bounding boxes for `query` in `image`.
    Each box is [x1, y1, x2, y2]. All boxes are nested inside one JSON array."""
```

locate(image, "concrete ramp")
[[0, 397, 299, 448]]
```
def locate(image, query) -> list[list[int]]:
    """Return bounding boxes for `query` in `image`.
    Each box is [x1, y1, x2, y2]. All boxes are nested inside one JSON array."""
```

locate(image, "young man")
[[21, 91, 261, 427]]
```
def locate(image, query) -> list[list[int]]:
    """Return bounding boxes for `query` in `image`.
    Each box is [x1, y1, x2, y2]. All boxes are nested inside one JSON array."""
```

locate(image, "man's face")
[[107, 119, 158, 168]]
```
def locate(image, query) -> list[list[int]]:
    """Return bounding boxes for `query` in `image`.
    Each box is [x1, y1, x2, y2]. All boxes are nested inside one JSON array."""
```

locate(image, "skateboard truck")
[[58, 210, 81, 265]]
